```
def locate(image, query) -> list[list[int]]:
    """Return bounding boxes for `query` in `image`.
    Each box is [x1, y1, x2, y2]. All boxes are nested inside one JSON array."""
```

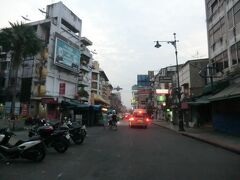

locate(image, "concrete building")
[[179, 59, 209, 98], [90, 61, 111, 106], [153, 66, 176, 121], [205, 0, 240, 135], [178, 58, 209, 127], [30, 2, 83, 119], [0, 2, 97, 120], [78, 37, 93, 104]]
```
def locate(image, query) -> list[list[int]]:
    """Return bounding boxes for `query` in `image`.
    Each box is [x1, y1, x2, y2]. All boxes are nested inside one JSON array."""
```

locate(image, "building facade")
[[205, 0, 240, 135]]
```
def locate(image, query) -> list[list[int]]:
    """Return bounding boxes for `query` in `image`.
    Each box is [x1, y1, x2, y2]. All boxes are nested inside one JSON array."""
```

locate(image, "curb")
[[153, 122, 240, 155], [152, 122, 178, 132], [181, 133, 240, 155]]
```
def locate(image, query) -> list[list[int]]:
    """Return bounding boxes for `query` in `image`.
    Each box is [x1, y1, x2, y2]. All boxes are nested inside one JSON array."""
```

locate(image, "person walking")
[[102, 112, 108, 129]]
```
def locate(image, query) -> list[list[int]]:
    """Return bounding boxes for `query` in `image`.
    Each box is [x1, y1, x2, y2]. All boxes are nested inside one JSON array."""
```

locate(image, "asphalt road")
[[0, 120, 240, 180]]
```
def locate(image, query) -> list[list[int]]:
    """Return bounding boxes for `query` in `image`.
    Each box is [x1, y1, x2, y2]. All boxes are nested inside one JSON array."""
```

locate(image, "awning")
[[187, 94, 212, 106], [62, 101, 102, 111], [208, 83, 240, 102], [61, 100, 83, 108], [93, 94, 110, 105]]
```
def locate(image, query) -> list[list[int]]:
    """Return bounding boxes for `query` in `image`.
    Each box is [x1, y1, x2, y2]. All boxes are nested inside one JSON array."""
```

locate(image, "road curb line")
[[153, 122, 240, 155], [181, 133, 240, 155], [152, 122, 178, 132]]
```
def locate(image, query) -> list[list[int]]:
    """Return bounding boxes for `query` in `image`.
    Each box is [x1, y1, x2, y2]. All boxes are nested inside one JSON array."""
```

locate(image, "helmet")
[[112, 110, 116, 114]]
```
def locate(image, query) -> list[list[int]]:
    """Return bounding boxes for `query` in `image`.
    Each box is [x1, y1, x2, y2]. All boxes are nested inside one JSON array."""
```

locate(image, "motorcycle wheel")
[[53, 137, 69, 153], [72, 134, 85, 145], [24, 148, 45, 162], [82, 130, 87, 137]]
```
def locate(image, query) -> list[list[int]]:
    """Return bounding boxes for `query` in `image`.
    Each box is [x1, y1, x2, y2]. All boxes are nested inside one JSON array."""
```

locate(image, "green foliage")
[[0, 21, 42, 115], [0, 21, 42, 67]]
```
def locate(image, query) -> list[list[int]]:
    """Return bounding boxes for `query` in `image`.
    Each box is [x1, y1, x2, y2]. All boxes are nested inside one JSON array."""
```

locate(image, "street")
[[0, 120, 240, 180]]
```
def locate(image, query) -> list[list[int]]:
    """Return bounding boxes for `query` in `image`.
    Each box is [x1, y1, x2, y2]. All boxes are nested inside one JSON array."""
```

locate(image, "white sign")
[[156, 89, 170, 94]]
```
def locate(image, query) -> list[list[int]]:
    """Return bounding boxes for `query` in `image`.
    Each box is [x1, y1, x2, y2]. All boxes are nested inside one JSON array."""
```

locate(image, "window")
[[211, 0, 218, 13], [92, 73, 98, 80], [237, 41, 240, 63], [224, 61, 229, 68], [234, 10, 240, 25], [215, 53, 223, 73], [91, 82, 97, 89], [231, 44, 238, 65], [223, 51, 229, 69], [228, 9, 234, 28], [209, 18, 225, 46]]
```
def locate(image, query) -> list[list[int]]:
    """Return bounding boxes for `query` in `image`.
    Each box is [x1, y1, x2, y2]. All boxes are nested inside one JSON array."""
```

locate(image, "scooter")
[[0, 128, 45, 162], [28, 121, 70, 153]]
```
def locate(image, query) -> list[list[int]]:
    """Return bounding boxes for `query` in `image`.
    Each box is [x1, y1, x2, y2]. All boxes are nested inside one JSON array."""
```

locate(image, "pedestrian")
[[107, 112, 113, 128], [102, 112, 108, 129]]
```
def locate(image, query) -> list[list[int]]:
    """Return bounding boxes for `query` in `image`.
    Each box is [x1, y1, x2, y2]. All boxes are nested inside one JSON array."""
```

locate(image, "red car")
[[129, 109, 150, 128], [123, 113, 131, 120]]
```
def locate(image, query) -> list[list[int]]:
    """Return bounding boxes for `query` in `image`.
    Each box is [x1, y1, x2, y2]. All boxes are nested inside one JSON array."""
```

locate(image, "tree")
[[0, 22, 42, 119]]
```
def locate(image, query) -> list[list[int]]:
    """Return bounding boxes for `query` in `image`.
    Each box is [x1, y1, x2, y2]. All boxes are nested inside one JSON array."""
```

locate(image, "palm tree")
[[0, 22, 42, 124]]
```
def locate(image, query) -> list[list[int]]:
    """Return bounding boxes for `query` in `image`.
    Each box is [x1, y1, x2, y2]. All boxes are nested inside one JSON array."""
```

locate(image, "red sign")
[[42, 98, 58, 104], [21, 104, 28, 116], [137, 90, 154, 94], [59, 83, 65, 95]]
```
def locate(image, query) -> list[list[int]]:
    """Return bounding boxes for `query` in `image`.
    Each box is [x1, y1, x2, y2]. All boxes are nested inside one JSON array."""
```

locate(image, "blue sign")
[[54, 38, 80, 72]]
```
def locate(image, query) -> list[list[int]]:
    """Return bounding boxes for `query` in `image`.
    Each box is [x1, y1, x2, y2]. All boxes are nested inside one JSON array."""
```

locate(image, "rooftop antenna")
[[38, 8, 46, 15], [90, 49, 97, 55], [21, 15, 30, 22], [113, 86, 123, 91], [192, 51, 204, 59]]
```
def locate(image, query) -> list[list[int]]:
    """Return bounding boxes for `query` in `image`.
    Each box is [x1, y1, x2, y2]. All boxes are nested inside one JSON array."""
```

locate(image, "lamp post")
[[154, 33, 184, 131]]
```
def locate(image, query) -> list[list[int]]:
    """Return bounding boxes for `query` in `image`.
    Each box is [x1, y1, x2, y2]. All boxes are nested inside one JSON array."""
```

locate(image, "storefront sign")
[[59, 83, 66, 95]]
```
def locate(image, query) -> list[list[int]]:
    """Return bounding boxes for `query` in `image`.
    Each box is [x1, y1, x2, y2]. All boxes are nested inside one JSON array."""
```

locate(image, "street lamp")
[[154, 33, 184, 131]]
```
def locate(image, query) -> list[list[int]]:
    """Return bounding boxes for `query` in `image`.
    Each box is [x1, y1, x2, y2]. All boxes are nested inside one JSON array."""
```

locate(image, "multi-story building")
[[78, 37, 93, 104], [135, 74, 151, 109], [30, 2, 83, 119], [90, 61, 111, 106], [153, 66, 176, 121], [0, 2, 98, 120], [178, 58, 209, 127], [205, 0, 240, 135]]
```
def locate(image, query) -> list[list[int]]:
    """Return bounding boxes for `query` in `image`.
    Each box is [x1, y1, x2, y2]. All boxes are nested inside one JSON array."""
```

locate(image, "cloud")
[[0, 0, 208, 108]]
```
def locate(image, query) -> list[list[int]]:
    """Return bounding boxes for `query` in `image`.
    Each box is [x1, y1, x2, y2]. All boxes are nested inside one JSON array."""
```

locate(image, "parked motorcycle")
[[28, 122, 70, 153], [0, 128, 45, 162], [50, 120, 87, 145], [64, 120, 87, 145]]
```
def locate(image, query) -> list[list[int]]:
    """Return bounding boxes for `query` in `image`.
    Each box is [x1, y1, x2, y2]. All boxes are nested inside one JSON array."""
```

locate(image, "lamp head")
[[154, 41, 161, 48]]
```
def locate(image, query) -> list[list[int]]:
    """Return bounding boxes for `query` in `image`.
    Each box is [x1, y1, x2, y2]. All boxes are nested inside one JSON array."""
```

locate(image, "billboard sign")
[[54, 38, 80, 72], [156, 89, 170, 94]]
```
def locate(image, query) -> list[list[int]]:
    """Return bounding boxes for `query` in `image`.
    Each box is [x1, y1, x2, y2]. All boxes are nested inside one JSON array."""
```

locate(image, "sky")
[[0, 0, 208, 108]]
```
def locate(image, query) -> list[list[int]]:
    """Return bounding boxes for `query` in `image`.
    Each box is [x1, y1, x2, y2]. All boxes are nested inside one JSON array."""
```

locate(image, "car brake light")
[[129, 117, 134, 121], [146, 118, 150, 122]]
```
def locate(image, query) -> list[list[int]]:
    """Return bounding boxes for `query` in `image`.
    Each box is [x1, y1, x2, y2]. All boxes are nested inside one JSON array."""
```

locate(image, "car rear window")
[[133, 112, 147, 117]]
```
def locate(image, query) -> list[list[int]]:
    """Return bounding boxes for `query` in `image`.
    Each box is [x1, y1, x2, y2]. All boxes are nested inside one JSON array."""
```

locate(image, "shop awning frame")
[[208, 83, 240, 102]]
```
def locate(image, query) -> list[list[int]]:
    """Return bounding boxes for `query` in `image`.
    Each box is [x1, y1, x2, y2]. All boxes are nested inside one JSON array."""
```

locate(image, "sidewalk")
[[152, 120, 240, 154]]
